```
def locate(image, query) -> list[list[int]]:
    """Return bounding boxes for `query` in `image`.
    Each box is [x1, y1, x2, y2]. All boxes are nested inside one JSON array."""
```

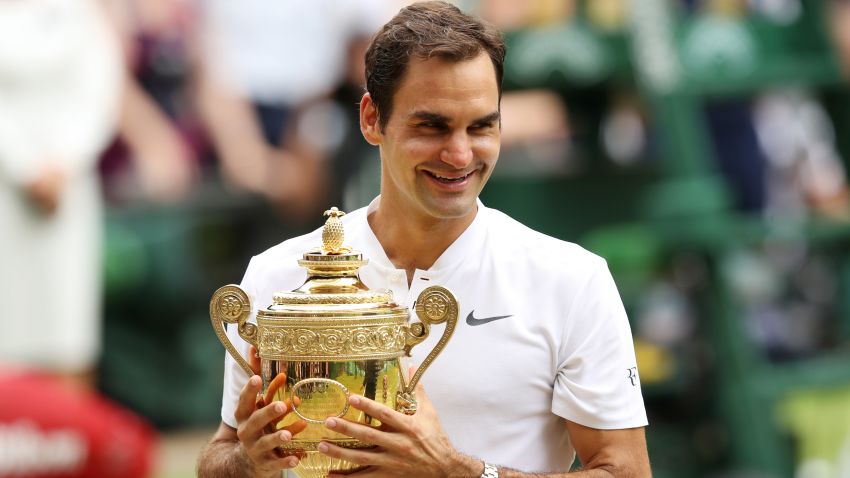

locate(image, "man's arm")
[[500, 424, 650, 478], [318, 387, 650, 478], [196, 422, 256, 478]]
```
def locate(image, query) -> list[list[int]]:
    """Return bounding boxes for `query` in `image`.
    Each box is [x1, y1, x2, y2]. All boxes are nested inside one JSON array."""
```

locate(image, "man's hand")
[[197, 346, 305, 478], [317, 385, 479, 478], [234, 375, 301, 476]]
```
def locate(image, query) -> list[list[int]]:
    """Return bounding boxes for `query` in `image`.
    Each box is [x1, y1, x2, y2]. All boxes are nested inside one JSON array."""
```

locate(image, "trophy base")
[[287, 450, 365, 478]]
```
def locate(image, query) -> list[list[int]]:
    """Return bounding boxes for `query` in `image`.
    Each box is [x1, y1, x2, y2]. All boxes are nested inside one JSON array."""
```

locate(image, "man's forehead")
[[393, 53, 494, 92], [392, 54, 499, 111]]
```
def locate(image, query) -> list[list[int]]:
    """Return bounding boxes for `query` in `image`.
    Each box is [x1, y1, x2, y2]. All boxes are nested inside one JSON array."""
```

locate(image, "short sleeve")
[[220, 257, 260, 428], [551, 259, 648, 429]]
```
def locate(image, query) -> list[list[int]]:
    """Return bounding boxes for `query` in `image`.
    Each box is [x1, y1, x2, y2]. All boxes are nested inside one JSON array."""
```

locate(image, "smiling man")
[[197, 2, 650, 477]]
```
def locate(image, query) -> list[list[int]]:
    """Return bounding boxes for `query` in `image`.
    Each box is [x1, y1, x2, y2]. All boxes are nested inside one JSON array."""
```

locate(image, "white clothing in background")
[[0, 0, 123, 371], [201, 0, 396, 106]]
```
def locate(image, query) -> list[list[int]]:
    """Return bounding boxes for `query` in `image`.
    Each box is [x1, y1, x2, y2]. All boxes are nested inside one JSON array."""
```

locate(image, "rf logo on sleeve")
[[627, 367, 639, 386]]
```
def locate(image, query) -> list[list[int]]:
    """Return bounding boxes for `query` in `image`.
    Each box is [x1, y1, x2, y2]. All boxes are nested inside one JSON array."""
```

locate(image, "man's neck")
[[368, 199, 477, 285]]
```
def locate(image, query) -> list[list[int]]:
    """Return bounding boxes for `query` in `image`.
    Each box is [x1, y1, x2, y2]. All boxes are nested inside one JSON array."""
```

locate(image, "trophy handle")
[[397, 286, 458, 414], [210, 284, 258, 377]]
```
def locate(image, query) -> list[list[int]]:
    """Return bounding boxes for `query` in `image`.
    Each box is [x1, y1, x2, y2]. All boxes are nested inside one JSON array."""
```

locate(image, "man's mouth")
[[424, 171, 474, 184]]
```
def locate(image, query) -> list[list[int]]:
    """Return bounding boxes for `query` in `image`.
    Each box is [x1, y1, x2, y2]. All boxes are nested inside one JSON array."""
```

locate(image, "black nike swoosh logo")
[[466, 310, 513, 326]]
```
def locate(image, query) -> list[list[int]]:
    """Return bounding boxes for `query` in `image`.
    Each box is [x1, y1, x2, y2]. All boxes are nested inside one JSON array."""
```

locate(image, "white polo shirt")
[[220, 197, 647, 473]]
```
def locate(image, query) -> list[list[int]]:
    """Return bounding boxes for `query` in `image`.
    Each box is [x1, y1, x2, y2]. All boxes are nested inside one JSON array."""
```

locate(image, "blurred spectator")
[[475, 0, 575, 30], [328, 32, 389, 210], [102, 0, 200, 204], [754, 90, 850, 220], [196, 0, 396, 217], [829, 0, 850, 77], [475, 0, 572, 153], [704, 99, 769, 212], [677, 0, 850, 218], [0, 0, 123, 383]]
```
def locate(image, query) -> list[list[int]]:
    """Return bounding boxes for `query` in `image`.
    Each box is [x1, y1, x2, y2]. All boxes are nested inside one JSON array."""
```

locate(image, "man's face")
[[362, 52, 501, 222]]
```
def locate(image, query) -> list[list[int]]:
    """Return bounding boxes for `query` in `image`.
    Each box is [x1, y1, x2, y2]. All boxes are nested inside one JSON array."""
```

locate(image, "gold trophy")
[[209, 207, 458, 478]]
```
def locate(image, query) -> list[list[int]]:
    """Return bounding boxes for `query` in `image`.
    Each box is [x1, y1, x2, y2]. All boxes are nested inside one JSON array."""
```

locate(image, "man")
[[197, 2, 650, 477]]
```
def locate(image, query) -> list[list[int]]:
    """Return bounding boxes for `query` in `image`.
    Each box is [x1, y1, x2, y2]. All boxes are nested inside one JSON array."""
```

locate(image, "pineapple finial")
[[322, 207, 347, 254]]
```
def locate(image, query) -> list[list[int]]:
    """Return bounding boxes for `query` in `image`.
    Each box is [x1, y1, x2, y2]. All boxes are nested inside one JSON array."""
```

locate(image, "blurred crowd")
[[2, 0, 850, 477]]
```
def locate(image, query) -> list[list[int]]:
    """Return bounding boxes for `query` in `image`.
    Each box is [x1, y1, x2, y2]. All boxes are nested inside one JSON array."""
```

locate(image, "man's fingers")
[[253, 429, 293, 455], [235, 375, 263, 423], [283, 419, 308, 436], [264, 372, 287, 405], [261, 455, 301, 471], [347, 395, 409, 430], [244, 401, 288, 438], [414, 383, 435, 411], [324, 417, 393, 448], [317, 441, 384, 467]]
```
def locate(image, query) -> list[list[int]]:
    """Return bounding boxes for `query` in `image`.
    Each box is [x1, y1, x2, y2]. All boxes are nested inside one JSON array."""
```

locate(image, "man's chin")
[[421, 198, 478, 221]]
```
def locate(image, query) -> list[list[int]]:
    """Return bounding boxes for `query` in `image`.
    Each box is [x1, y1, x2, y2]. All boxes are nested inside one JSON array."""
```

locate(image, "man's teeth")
[[431, 172, 469, 181]]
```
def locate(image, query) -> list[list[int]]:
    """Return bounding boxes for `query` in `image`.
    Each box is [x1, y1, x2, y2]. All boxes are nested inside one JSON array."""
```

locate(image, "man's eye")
[[470, 123, 494, 132]]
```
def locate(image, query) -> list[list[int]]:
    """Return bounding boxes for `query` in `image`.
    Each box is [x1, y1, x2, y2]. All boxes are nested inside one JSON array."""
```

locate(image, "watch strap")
[[481, 462, 498, 478]]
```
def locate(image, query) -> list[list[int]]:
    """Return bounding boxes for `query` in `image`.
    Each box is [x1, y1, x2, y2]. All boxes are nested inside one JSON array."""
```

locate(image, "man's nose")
[[440, 131, 473, 168]]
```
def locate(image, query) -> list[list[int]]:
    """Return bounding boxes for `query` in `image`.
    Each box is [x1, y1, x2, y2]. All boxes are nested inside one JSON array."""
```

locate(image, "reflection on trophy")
[[209, 207, 459, 478]]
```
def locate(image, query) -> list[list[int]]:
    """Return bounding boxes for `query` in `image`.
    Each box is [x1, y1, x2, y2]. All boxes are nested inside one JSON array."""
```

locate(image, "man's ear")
[[360, 93, 382, 146]]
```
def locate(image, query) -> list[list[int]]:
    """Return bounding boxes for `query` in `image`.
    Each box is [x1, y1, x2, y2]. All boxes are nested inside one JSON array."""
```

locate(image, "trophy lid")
[[265, 207, 403, 316]]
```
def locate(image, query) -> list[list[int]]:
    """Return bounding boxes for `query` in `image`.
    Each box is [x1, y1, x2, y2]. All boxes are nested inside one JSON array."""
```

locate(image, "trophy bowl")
[[210, 208, 458, 478]]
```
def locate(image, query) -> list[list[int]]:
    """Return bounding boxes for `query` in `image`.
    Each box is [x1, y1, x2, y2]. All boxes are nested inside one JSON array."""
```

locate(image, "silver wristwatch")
[[481, 462, 499, 478]]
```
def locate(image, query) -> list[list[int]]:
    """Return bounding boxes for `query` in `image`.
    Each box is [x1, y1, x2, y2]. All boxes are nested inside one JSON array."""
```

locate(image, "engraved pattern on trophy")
[[398, 286, 459, 415], [256, 324, 408, 360], [209, 285, 255, 376], [290, 378, 351, 424], [273, 290, 392, 305], [422, 293, 449, 320]]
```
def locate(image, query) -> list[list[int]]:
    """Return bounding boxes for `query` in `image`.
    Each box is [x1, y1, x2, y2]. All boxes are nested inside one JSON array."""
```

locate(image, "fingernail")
[[325, 417, 337, 428], [288, 457, 299, 467], [250, 376, 261, 386], [318, 442, 329, 453], [279, 430, 291, 441], [275, 402, 285, 413], [349, 395, 360, 406]]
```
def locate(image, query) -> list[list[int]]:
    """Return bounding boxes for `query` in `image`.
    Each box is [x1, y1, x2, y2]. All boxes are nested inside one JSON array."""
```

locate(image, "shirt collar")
[[349, 195, 488, 278]]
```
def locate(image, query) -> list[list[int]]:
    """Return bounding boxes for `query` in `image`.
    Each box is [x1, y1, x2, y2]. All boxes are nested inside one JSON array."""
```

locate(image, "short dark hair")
[[364, 1, 506, 131]]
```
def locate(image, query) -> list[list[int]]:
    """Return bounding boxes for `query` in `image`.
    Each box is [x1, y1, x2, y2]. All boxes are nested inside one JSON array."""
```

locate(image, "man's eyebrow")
[[472, 111, 501, 125], [408, 111, 501, 125], [409, 111, 450, 123]]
